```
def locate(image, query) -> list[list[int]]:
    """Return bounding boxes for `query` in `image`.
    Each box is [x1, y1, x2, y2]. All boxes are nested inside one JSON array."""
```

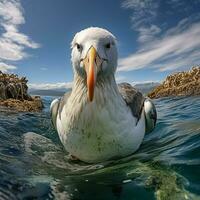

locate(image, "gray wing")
[[118, 83, 145, 120], [50, 91, 71, 130], [118, 83, 157, 134]]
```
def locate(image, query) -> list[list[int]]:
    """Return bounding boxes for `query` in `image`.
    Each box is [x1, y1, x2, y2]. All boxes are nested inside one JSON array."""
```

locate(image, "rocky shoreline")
[[0, 71, 43, 112], [148, 66, 200, 99]]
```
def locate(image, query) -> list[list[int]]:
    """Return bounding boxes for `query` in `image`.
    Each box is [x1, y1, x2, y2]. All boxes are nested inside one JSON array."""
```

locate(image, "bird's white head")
[[71, 27, 118, 102]]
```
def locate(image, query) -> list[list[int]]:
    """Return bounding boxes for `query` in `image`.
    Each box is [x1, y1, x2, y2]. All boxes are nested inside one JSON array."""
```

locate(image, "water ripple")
[[0, 96, 199, 199]]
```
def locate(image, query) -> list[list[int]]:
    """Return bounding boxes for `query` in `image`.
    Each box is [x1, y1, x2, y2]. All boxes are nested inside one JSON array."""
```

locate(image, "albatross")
[[50, 27, 157, 163]]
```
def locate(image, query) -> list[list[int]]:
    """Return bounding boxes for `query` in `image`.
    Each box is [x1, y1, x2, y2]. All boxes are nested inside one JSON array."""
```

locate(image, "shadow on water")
[[0, 96, 200, 199]]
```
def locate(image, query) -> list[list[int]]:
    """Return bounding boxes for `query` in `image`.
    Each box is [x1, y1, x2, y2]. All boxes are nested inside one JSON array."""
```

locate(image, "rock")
[[0, 82, 6, 100], [0, 98, 43, 112], [148, 66, 200, 99], [0, 71, 43, 112]]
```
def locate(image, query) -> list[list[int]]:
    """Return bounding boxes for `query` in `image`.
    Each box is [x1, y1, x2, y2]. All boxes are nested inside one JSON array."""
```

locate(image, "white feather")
[[50, 98, 59, 111]]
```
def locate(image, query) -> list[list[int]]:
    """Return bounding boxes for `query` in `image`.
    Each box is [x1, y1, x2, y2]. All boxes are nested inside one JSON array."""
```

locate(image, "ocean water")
[[0, 96, 200, 200]]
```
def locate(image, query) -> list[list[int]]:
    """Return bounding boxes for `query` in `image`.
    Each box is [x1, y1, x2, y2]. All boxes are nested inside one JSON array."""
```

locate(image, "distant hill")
[[29, 89, 71, 97], [134, 82, 160, 94], [29, 82, 160, 97]]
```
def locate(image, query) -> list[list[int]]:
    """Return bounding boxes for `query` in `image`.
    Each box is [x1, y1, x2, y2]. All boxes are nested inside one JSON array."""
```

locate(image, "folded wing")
[[118, 83, 157, 134], [50, 92, 71, 130]]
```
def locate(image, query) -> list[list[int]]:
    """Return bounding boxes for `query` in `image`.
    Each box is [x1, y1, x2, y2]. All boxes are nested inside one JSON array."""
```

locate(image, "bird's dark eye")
[[76, 43, 82, 51], [105, 43, 111, 49]]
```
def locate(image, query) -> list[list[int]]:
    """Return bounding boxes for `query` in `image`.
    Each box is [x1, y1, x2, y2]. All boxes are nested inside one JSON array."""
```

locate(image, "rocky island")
[[0, 71, 43, 112], [148, 66, 200, 99]]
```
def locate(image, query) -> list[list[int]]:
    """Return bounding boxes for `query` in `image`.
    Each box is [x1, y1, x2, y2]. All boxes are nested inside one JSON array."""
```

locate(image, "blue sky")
[[0, 0, 200, 90]]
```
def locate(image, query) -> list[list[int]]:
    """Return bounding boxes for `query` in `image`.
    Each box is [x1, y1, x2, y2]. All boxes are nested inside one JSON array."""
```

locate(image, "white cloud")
[[137, 24, 161, 43], [121, 0, 200, 73], [28, 82, 73, 90], [0, 62, 17, 72], [2, 24, 40, 48], [40, 67, 48, 71], [122, 0, 161, 44], [0, 0, 40, 72], [118, 22, 200, 72], [132, 80, 160, 85], [0, 0, 24, 25], [115, 72, 160, 86], [153, 50, 200, 72], [122, 0, 158, 28]]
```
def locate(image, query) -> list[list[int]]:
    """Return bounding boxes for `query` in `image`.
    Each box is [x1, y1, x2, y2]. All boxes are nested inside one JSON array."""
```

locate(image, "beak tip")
[[88, 94, 94, 102]]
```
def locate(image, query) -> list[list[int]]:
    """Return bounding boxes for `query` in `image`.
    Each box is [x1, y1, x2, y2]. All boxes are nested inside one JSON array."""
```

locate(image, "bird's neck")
[[70, 74, 121, 106], [66, 74, 128, 129]]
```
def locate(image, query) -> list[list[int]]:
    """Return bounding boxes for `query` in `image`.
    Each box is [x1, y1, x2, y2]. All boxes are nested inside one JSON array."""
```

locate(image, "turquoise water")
[[0, 96, 200, 199]]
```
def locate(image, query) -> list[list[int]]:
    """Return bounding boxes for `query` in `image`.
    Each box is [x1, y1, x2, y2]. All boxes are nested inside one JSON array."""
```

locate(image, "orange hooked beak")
[[83, 46, 100, 102]]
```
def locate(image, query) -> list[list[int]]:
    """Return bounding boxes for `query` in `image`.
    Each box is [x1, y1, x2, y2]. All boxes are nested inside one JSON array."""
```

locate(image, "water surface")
[[0, 96, 200, 199]]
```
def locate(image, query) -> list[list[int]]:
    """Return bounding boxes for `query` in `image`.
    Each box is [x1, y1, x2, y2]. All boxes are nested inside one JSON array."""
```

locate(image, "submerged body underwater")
[[0, 96, 200, 199]]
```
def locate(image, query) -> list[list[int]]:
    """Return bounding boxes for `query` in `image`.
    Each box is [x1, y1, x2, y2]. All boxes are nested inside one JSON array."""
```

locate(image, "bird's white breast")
[[56, 87, 145, 163]]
